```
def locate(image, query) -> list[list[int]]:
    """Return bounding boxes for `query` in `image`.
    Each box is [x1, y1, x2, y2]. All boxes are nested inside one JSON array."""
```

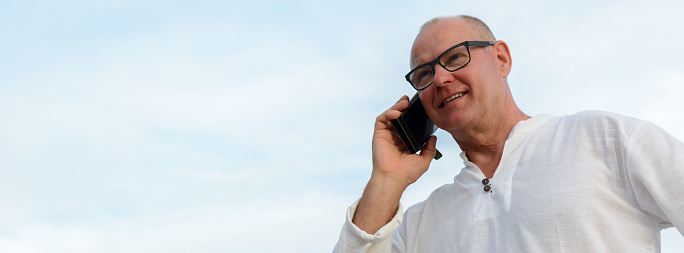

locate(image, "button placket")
[[482, 178, 492, 193]]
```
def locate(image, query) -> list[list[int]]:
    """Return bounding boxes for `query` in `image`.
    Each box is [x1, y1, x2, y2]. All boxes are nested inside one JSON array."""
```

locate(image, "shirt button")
[[482, 178, 489, 185], [484, 185, 491, 192]]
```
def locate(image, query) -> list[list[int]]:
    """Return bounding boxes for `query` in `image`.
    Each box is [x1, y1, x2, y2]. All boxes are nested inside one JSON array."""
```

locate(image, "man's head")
[[410, 15, 519, 137]]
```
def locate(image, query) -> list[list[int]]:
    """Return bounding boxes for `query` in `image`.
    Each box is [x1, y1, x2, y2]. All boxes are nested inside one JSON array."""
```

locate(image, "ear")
[[493, 40, 512, 78]]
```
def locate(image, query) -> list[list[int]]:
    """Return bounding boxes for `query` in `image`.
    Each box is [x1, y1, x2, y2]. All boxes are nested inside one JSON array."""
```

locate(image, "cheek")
[[418, 91, 441, 123], [418, 90, 435, 111]]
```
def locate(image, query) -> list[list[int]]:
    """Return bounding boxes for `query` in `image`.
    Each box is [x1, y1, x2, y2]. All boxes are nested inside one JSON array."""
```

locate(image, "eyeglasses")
[[405, 41, 494, 91]]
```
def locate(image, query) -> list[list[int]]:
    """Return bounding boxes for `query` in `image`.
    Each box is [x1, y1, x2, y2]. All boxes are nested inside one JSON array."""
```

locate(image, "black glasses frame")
[[405, 41, 494, 91]]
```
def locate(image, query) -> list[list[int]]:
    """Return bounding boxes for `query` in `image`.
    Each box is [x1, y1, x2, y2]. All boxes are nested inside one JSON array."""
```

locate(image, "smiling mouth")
[[441, 92, 466, 107]]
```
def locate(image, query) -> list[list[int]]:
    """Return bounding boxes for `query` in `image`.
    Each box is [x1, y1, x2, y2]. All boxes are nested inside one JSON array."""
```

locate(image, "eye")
[[410, 66, 433, 87], [442, 51, 468, 69], [416, 69, 432, 81], [445, 54, 460, 64], [418, 70, 430, 78]]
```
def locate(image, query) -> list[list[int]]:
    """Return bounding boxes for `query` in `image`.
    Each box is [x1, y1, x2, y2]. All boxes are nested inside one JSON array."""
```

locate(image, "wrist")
[[366, 173, 409, 199], [353, 176, 406, 234]]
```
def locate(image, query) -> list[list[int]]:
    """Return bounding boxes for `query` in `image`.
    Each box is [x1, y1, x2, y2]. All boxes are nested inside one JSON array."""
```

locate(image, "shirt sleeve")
[[333, 199, 404, 253], [625, 120, 684, 235]]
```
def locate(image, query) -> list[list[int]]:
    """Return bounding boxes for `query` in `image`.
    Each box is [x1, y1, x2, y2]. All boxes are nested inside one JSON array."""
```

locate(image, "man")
[[334, 15, 683, 252]]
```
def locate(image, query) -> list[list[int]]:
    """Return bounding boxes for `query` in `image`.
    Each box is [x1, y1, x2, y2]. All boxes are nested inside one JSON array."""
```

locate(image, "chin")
[[436, 113, 472, 132], [433, 119, 460, 132]]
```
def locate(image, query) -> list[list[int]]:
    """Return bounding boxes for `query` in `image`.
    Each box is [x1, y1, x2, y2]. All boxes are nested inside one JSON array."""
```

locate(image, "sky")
[[0, 0, 683, 252]]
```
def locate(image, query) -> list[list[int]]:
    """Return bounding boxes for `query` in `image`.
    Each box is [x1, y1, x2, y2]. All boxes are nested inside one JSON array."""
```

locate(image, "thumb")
[[419, 135, 438, 160]]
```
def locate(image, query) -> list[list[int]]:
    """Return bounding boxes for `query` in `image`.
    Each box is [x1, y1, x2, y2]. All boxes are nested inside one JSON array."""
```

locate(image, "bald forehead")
[[414, 17, 473, 44], [410, 18, 476, 67], [418, 16, 496, 42], [421, 17, 467, 33]]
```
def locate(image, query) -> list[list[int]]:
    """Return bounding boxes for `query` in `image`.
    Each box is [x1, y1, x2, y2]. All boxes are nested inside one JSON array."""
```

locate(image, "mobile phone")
[[390, 93, 442, 160]]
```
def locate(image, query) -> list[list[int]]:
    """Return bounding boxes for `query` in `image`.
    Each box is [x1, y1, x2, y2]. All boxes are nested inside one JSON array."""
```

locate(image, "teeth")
[[443, 92, 465, 105]]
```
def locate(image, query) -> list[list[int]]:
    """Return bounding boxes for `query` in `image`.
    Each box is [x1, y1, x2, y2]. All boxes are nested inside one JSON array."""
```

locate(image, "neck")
[[452, 108, 530, 179]]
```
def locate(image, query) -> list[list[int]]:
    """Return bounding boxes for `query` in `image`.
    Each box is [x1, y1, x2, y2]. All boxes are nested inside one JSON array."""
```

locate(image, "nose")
[[432, 64, 454, 87]]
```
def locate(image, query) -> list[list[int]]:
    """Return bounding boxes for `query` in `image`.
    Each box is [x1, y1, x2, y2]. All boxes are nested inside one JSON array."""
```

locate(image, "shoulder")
[[551, 110, 644, 135], [525, 111, 652, 149], [560, 110, 642, 126]]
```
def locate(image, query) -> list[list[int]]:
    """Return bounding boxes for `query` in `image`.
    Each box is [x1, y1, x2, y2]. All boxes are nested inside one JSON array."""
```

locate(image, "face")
[[411, 18, 510, 134]]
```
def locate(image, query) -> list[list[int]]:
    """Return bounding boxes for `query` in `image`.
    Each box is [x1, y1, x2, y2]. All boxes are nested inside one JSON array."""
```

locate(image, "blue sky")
[[1, 0, 683, 252]]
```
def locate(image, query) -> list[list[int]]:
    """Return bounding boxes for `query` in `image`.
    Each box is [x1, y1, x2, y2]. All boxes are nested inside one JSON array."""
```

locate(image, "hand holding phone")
[[355, 94, 440, 235], [390, 93, 442, 160]]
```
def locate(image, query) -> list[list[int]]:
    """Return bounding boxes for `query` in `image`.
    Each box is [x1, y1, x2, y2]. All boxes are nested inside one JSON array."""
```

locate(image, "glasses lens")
[[407, 45, 471, 90], [440, 45, 470, 71], [408, 65, 434, 90]]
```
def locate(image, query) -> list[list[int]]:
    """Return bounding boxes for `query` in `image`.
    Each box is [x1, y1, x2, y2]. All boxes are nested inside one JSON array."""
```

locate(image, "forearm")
[[352, 175, 407, 234]]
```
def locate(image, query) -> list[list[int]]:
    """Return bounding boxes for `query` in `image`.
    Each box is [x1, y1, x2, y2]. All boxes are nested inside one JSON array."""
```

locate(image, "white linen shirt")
[[335, 111, 684, 252]]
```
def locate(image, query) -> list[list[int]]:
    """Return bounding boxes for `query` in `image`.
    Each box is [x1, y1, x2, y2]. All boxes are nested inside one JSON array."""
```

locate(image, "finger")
[[418, 135, 438, 160], [390, 95, 410, 111], [375, 110, 399, 131], [375, 96, 410, 129]]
